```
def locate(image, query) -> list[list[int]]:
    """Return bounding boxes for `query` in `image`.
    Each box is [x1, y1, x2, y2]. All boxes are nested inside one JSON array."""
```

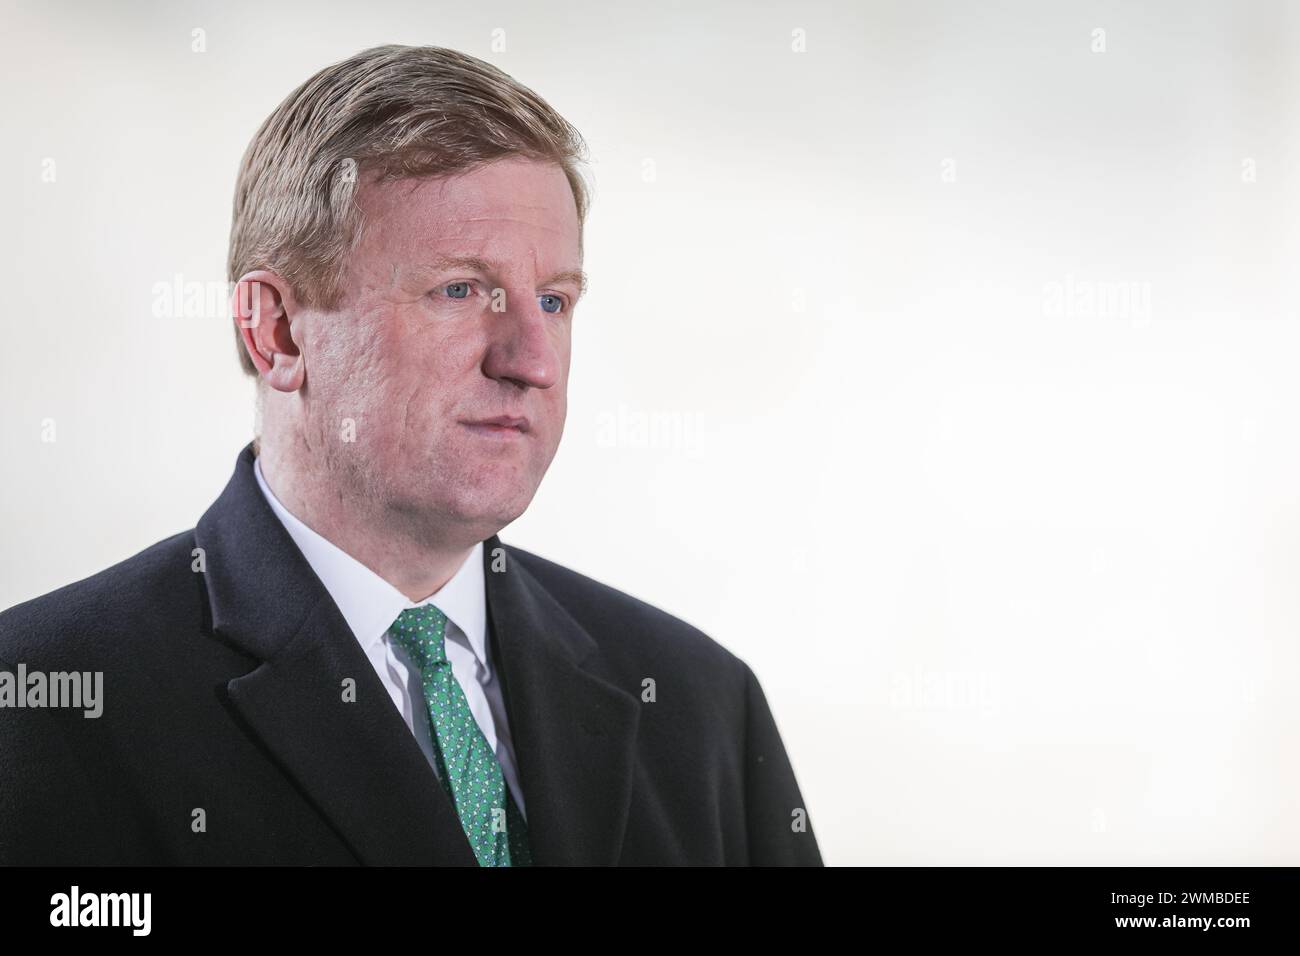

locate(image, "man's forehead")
[[357, 172, 578, 252], [358, 160, 577, 219], [350, 161, 581, 287]]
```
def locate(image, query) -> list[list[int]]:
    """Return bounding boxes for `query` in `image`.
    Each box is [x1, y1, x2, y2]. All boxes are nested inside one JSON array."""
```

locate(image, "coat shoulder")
[[0, 530, 200, 667], [501, 540, 751, 687]]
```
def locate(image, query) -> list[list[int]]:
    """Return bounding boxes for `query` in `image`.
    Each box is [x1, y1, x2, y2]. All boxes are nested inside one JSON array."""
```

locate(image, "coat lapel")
[[482, 538, 641, 865], [195, 443, 477, 865]]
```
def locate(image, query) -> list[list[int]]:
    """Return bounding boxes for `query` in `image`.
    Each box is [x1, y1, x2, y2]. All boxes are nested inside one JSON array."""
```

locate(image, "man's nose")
[[480, 289, 563, 389]]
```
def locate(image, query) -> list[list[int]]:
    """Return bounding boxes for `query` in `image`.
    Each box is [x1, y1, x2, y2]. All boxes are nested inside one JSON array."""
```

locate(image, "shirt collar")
[[253, 455, 488, 671]]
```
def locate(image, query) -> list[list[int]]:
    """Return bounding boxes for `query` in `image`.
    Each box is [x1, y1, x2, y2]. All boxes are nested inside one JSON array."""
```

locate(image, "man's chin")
[[395, 488, 532, 538], [465, 495, 532, 536]]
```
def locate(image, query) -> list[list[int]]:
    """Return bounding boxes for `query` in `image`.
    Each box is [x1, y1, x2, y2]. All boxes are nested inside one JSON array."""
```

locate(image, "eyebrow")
[[424, 255, 588, 298]]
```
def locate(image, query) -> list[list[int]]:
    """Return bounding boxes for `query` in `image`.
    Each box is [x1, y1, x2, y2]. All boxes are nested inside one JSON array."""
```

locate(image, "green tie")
[[388, 604, 532, 866]]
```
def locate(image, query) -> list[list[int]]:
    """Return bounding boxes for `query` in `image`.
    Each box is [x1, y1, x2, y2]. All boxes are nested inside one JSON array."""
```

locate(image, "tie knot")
[[389, 604, 450, 671]]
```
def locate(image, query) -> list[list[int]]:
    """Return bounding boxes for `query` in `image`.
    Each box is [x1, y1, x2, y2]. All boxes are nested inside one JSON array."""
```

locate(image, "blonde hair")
[[227, 44, 591, 377]]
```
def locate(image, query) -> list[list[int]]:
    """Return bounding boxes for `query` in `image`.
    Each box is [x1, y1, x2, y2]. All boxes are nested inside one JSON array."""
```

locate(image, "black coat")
[[0, 443, 822, 866]]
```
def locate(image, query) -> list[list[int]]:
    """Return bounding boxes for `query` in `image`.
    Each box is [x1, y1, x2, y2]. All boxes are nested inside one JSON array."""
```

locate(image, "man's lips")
[[460, 415, 530, 436]]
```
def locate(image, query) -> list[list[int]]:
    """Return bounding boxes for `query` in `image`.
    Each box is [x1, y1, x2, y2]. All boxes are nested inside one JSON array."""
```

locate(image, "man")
[[0, 45, 821, 866]]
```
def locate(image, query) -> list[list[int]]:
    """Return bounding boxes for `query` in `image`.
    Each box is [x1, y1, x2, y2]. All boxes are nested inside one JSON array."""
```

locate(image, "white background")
[[1, 0, 1298, 864]]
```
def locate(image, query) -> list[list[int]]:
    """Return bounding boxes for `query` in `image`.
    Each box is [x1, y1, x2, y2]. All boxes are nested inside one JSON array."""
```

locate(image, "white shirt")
[[253, 456, 526, 821]]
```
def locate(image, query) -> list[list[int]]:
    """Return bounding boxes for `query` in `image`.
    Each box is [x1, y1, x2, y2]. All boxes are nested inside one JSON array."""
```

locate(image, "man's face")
[[298, 156, 583, 543]]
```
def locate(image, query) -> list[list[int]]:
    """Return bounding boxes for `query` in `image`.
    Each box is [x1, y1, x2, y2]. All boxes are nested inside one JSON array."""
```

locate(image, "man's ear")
[[231, 270, 305, 392]]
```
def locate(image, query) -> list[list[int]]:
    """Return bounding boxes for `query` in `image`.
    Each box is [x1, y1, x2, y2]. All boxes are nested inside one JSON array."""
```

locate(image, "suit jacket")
[[0, 443, 822, 866]]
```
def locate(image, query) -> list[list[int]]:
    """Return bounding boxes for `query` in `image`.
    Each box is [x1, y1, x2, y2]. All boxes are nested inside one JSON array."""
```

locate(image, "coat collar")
[[194, 442, 640, 865]]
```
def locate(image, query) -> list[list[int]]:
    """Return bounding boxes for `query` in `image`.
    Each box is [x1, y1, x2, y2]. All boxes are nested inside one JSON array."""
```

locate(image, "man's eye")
[[539, 294, 565, 314], [442, 281, 472, 299]]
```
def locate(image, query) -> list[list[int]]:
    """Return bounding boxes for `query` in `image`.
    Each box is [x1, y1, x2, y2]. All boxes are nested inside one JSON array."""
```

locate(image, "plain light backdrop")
[[2, 0, 1298, 865]]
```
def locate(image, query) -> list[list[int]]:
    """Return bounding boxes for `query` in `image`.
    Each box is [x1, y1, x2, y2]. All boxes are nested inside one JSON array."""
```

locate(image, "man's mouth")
[[460, 415, 530, 437]]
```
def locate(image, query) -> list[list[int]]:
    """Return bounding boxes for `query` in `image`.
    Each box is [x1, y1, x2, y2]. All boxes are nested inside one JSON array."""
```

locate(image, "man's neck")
[[256, 447, 474, 603]]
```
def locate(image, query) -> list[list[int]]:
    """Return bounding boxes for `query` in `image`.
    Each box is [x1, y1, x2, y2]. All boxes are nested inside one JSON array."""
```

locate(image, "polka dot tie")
[[388, 604, 532, 867]]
